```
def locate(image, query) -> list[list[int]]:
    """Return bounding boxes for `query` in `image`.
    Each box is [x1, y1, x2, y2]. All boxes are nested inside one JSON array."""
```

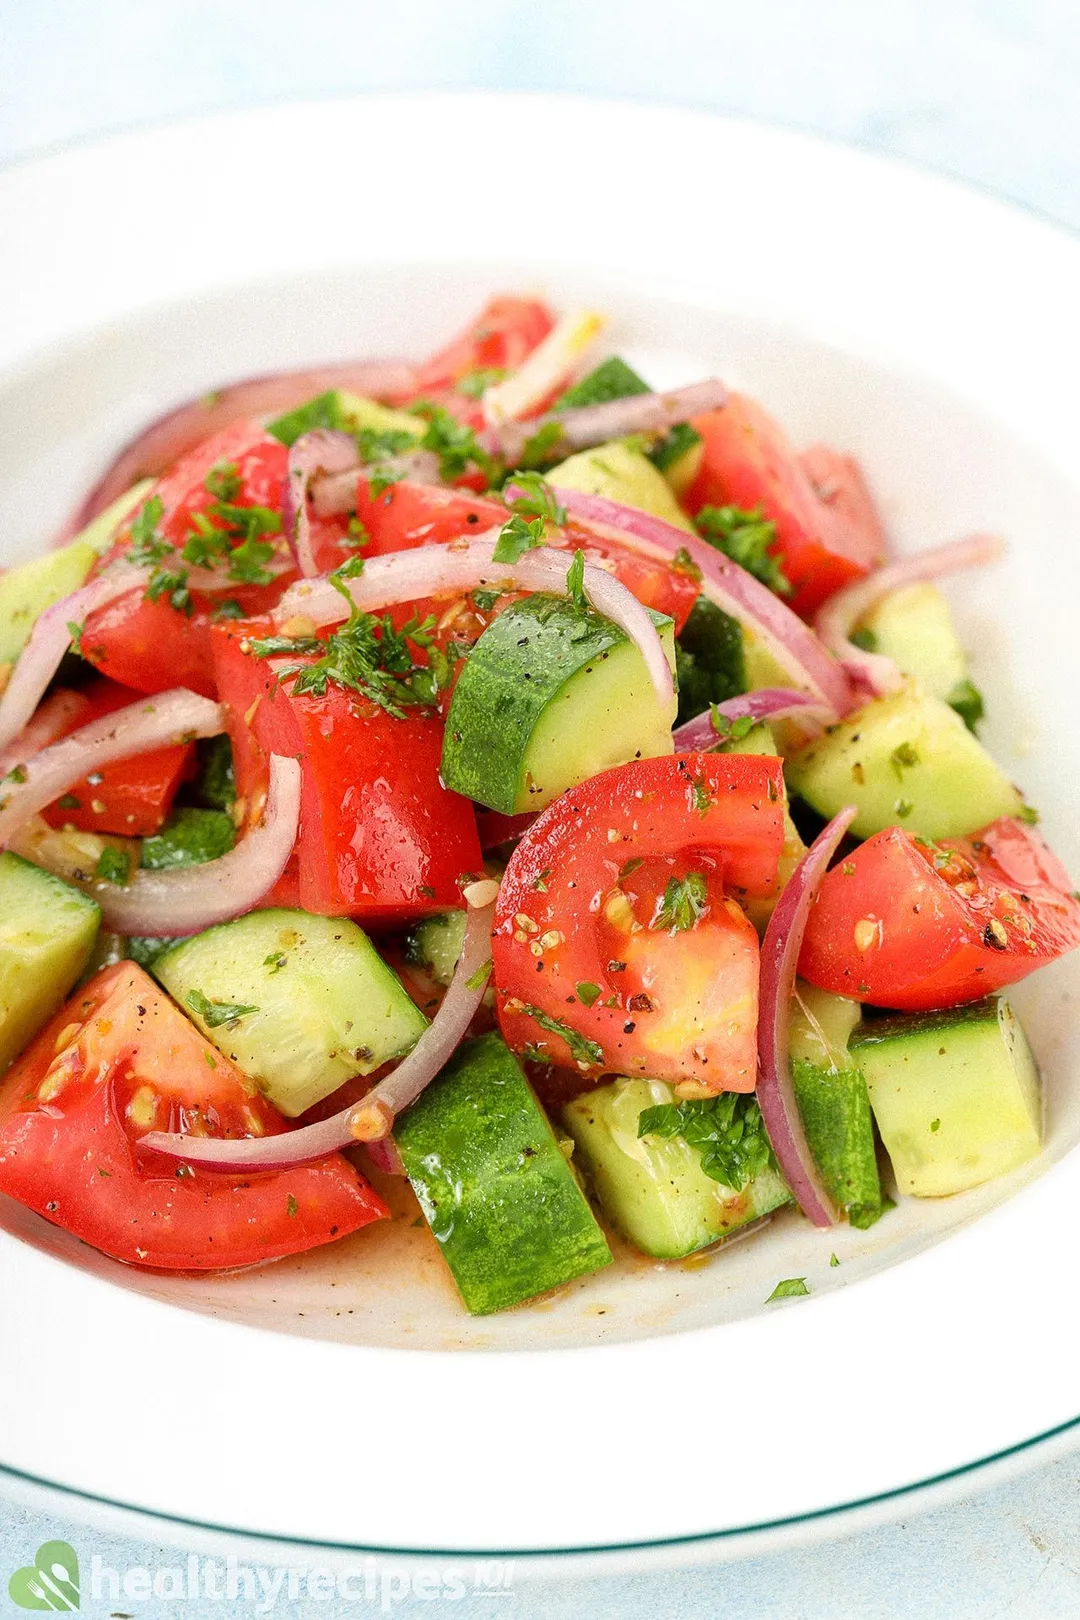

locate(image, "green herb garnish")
[[94, 847, 131, 886], [638, 1092, 775, 1192], [653, 872, 707, 933], [513, 1004, 603, 1067], [186, 988, 259, 1029], [766, 1277, 810, 1302], [695, 504, 791, 597]]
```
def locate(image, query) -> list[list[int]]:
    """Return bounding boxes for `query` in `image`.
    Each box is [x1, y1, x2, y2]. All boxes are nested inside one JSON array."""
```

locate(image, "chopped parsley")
[[766, 1277, 810, 1302], [67, 620, 86, 655], [506, 471, 566, 527], [492, 512, 545, 565], [180, 460, 282, 585], [286, 1194, 299, 1217], [709, 707, 755, 744], [575, 981, 602, 1007], [465, 958, 493, 992], [566, 549, 587, 611], [94, 847, 131, 886], [457, 367, 506, 400], [263, 952, 288, 974], [653, 871, 707, 933], [649, 420, 702, 473], [695, 504, 791, 597], [3, 764, 27, 785], [948, 677, 984, 733], [355, 426, 418, 465], [514, 1004, 603, 1067], [638, 1092, 775, 1192], [849, 626, 878, 653], [407, 401, 500, 486], [56, 793, 81, 810], [186, 988, 258, 1029], [890, 741, 919, 777], [516, 420, 565, 470], [128, 495, 192, 614], [248, 563, 437, 718]]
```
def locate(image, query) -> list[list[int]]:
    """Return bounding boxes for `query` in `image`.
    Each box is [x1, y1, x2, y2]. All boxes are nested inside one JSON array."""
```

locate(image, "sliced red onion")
[[0, 687, 223, 847], [95, 753, 300, 936], [0, 688, 89, 777], [497, 379, 727, 464], [362, 1137, 407, 1177], [277, 536, 674, 708], [283, 430, 359, 577], [0, 565, 148, 755], [757, 806, 857, 1228], [55, 360, 421, 542], [555, 488, 854, 718], [815, 533, 1005, 698], [312, 449, 444, 518], [138, 893, 496, 1169], [482, 309, 605, 428], [672, 688, 833, 752]]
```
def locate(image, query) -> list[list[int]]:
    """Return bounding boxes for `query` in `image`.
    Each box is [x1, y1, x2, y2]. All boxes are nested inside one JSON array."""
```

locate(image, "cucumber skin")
[[396, 1033, 612, 1315], [792, 1059, 882, 1228], [555, 357, 649, 410], [675, 596, 746, 726], [442, 594, 674, 815]]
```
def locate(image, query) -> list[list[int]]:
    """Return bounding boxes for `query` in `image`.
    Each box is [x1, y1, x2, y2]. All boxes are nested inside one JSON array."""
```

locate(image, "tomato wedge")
[[211, 619, 482, 922], [493, 754, 785, 1093], [40, 678, 194, 836], [353, 479, 507, 558], [685, 395, 886, 618], [83, 422, 295, 696], [799, 817, 1080, 1011], [0, 964, 386, 1269], [413, 296, 556, 393]]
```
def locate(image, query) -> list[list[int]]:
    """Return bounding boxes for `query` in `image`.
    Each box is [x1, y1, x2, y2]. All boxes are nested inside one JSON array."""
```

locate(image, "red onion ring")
[[0, 688, 224, 847], [672, 688, 833, 752], [312, 449, 445, 518], [757, 806, 857, 1228], [277, 536, 675, 709], [497, 379, 728, 464], [54, 360, 421, 543], [138, 889, 496, 1169], [283, 430, 359, 577], [554, 488, 854, 718], [0, 565, 148, 755], [0, 689, 89, 777], [94, 753, 300, 936], [815, 533, 1005, 698]]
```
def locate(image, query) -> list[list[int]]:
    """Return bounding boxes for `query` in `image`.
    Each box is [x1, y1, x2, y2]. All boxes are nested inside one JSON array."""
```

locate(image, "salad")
[[0, 292, 1075, 1315]]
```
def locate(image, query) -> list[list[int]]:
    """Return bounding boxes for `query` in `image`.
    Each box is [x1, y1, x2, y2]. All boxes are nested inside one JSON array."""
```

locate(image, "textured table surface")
[[1, 2, 1079, 1614]]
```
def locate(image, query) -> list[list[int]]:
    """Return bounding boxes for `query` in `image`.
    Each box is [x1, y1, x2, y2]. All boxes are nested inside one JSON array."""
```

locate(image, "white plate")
[[0, 94, 1079, 1557]]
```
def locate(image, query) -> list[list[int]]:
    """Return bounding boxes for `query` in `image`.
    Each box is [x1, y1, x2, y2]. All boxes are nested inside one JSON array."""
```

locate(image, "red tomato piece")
[[413, 296, 556, 393], [84, 422, 296, 696], [211, 620, 482, 923], [353, 478, 507, 558], [40, 678, 194, 836], [561, 522, 700, 634], [685, 395, 886, 618], [493, 754, 785, 1092], [0, 964, 387, 1270], [799, 818, 1080, 1011]]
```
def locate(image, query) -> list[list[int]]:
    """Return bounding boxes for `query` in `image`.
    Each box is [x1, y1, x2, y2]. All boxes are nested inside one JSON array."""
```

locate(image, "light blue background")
[[1, 1, 1079, 1614]]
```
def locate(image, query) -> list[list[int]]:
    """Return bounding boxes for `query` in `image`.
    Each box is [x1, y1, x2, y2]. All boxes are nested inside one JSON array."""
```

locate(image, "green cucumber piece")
[[442, 593, 676, 814], [675, 596, 746, 724], [0, 853, 100, 1070], [191, 734, 235, 811], [790, 983, 882, 1228], [547, 440, 696, 532], [856, 584, 965, 699], [396, 1033, 612, 1313], [405, 909, 467, 987], [555, 357, 649, 410], [785, 686, 1025, 839], [0, 482, 150, 666], [851, 996, 1041, 1197], [563, 1077, 792, 1260], [718, 721, 806, 932], [141, 808, 235, 871], [154, 909, 427, 1117], [267, 390, 423, 449]]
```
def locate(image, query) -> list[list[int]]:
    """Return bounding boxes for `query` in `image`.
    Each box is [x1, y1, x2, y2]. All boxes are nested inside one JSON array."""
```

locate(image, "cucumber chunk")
[[563, 1077, 792, 1259], [266, 390, 423, 450], [675, 596, 746, 724], [141, 808, 235, 871], [405, 909, 467, 987], [396, 1033, 612, 1313], [0, 853, 100, 1070], [442, 594, 676, 814], [719, 721, 807, 932], [851, 996, 1041, 1196], [785, 686, 1025, 839], [856, 584, 966, 701], [154, 909, 427, 1117], [790, 983, 882, 1227], [0, 481, 150, 666], [547, 440, 696, 532]]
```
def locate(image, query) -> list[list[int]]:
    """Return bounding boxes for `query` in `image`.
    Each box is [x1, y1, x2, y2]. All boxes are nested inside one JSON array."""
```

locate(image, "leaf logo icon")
[[8, 1541, 80, 1610]]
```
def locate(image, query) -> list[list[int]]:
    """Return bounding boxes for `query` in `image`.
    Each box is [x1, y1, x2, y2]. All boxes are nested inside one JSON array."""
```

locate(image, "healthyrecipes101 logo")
[[8, 1541, 80, 1610], [8, 1541, 515, 1611]]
